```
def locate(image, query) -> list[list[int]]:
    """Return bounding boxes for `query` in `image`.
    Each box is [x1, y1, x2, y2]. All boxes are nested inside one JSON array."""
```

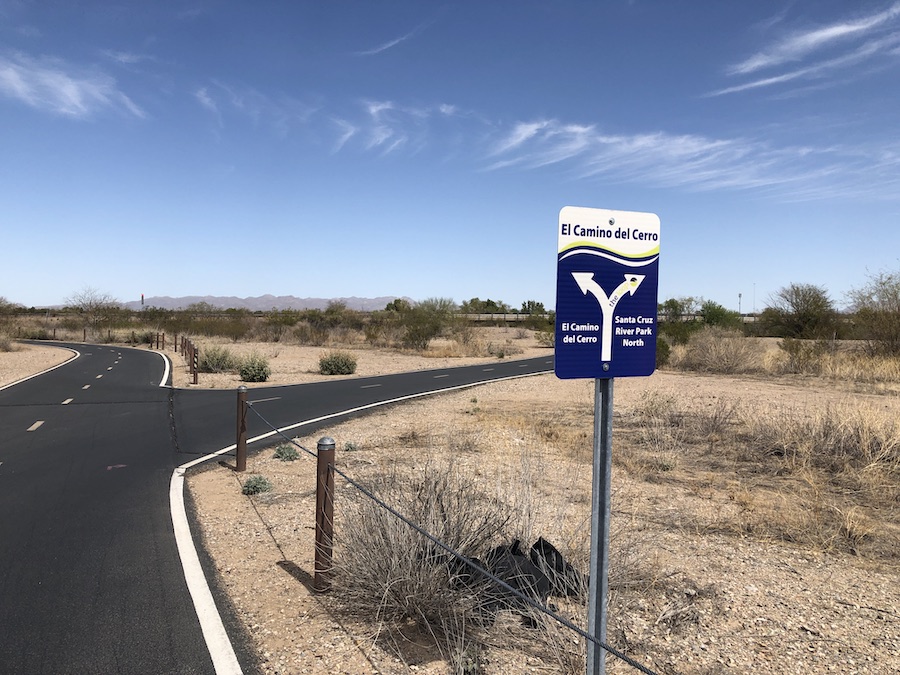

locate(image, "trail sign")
[[555, 206, 660, 379]]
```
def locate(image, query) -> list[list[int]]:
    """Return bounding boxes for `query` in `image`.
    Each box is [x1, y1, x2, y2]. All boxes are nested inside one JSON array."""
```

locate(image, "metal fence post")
[[192, 343, 198, 385], [315, 436, 336, 592], [235, 386, 248, 472]]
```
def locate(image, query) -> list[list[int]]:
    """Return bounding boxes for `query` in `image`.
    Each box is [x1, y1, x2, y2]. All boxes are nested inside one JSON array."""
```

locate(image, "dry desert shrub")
[[334, 457, 513, 672], [739, 402, 900, 477], [669, 327, 764, 374], [0, 330, 14, 352], [818, 350, 900, 383]]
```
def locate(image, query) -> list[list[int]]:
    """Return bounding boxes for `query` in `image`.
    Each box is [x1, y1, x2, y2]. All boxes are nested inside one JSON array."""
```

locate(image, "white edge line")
[[170, 468, 243, 675], [169, 366, 553, 674], [0, 346, 80, 392], [156, 351, 172, 388]]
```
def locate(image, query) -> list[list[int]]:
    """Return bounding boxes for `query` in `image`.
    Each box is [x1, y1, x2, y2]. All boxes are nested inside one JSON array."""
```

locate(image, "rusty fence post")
[[162, 333, 166, 350], [174, 333, 178, 353], [314, 436, 336, 592], [235, 386, 248, 472]]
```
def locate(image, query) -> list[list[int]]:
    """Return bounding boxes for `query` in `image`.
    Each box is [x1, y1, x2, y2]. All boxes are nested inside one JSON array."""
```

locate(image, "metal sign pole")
[[586, 377, 614, 675]]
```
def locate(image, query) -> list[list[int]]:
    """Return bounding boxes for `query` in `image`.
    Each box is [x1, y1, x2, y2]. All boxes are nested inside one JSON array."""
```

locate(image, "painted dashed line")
[[82, 384, 90, 390], [27, 421, 44, 432], [107, 366, 113, 371], [482, 367, 495, 372], [62, 398, 73, 405], [360, 384, 381, 389], [433, 374, 449, 379], [95, 374, 103, 379]]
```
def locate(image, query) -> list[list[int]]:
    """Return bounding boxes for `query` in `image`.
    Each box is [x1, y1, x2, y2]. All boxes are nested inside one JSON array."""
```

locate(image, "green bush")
[[319, 350, 357, 375], [273, 444, 300, 461], [239, 352, 271, 382], [199, 345, 238, 373], [241, 475, 273, 495], [656, 337, 671, 368]]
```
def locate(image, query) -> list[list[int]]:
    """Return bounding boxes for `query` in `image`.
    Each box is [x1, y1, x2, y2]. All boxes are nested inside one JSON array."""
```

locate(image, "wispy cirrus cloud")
[[100, 49, 157, 66], [480, 117, 900, 201], [0, 51, 144, 118], [193, 80, 318, 137], [355, 17, 436, 56], [354, 99, 461, 155], [711, 2, 900, 96], [186, 80, 900, 202]]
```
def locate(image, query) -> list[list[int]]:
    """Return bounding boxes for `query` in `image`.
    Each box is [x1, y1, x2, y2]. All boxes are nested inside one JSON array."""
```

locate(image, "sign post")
[[555, 206, 660, 675]]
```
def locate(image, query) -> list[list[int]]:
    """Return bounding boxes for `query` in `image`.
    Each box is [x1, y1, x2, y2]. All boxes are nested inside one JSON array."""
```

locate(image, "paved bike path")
[[0, 344, 553, 674]]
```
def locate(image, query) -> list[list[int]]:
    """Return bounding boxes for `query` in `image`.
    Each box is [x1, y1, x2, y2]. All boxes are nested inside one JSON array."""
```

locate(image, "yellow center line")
[[27, 421, 44, 432]]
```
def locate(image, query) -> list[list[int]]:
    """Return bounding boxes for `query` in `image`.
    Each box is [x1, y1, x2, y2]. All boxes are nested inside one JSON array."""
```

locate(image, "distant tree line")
[[658, 270, 900, 357], [8, 268, 900, 357]]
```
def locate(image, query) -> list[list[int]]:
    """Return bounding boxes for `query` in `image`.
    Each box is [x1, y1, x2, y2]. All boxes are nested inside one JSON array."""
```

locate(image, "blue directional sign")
[[555, 206, 660, 379]]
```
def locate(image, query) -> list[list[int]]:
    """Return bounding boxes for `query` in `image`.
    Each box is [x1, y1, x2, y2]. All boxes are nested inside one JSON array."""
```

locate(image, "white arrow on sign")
[[572, 272, 645, 362]]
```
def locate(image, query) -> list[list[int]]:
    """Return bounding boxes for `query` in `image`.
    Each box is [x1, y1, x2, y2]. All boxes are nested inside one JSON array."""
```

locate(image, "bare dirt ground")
[[4, 335, 899, 674], [0, 342, 73, 386]]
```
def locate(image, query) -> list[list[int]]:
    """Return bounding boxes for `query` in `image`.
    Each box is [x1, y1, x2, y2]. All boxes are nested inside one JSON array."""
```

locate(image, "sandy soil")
[[0, 342, 74, 387], [182, 342, 900, 674], [5, 336, 899, 674]]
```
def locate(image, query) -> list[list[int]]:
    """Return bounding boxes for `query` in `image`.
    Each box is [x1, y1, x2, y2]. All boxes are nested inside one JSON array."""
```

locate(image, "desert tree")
[[384, 298, 411, 313], [520, 299, 546, 315], [759, 283, 839, 339], [65, 286, 121, 333], [658, 296, 701, 345], [402, 297, 457, 350], [459, 297, 511, 314], [698, 300, 742, 330], [0, 296, 22, 319], [847, 269, 900, 355]]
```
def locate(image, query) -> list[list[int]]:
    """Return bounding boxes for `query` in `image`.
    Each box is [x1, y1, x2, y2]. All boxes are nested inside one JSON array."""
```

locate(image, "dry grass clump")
[[0, 330, 16, 352], [609, 389, 900, 559], [668, 327, 764, 374], [336, 457, 512, 672], [740, 402, 900, 492], [818, 351, 900, 383]]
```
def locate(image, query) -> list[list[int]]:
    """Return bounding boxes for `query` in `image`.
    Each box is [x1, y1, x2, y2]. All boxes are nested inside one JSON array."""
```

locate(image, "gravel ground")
[[5, 338, 899, 674]]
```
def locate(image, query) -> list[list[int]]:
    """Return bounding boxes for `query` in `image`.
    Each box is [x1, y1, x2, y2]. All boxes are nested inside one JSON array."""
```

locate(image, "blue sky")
[[2, 1, 899, 312]]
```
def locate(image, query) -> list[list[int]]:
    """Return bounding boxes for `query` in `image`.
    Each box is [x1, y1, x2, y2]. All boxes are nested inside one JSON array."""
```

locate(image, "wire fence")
[[242, 399, 660, 675]]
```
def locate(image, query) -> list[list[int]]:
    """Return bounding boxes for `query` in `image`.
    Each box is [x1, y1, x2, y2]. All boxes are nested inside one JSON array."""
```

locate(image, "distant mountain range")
[[122, 295, 407, 312]]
